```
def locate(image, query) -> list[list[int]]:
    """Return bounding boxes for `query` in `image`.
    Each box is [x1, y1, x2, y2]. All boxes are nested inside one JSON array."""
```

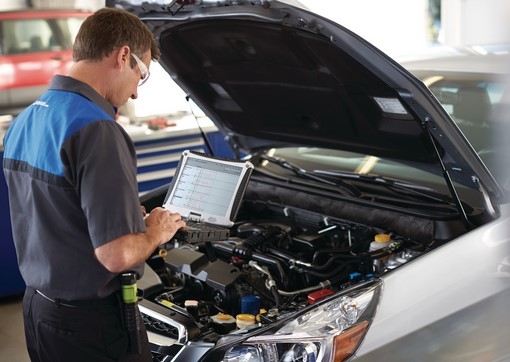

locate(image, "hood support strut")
[[423, 119, 474, 229]]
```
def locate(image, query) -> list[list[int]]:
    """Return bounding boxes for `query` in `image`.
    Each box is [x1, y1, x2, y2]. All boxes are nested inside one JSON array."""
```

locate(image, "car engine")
[[138, 176, 458, 354]]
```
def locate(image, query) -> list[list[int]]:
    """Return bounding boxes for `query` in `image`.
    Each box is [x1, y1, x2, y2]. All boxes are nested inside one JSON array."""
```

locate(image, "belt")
[[35, 289, 119, 308]]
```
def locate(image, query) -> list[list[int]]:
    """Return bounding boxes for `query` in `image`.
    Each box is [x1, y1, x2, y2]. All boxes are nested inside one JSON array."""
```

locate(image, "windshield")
[[258, 147, 483, 208]]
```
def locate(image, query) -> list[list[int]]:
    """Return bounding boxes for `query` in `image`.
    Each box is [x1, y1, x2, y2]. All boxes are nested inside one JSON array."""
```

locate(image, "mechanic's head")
[[73, 7, 160, 64], [70, 7, 161, 106]]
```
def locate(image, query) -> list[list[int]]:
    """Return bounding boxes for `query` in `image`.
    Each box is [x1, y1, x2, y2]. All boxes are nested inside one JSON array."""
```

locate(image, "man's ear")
[[116, 45, 130, 70]]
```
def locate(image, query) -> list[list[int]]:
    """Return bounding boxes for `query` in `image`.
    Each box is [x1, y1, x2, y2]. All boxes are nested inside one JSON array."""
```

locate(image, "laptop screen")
[[162, 150, 253, 227]]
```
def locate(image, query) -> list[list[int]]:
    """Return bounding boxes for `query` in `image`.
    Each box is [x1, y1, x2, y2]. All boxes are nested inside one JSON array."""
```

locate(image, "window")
[[1, 16, 84, 55]]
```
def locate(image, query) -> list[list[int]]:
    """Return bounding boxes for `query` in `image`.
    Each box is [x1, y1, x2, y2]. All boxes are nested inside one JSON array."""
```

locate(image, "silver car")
[[110, 1, 510, 361]]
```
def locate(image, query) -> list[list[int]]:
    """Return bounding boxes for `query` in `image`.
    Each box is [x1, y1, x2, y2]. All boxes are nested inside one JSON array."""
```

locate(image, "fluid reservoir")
[[236, 314, 256, 329], [211, 313, 237, 334], [369, 233, 391, 252]]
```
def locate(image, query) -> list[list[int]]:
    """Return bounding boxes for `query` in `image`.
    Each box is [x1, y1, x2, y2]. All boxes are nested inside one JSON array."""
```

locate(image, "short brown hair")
[[73, 7, 160, 63]]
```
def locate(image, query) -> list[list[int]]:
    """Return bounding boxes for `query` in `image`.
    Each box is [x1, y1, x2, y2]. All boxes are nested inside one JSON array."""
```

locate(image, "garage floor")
[[0, 295, 30, 362]]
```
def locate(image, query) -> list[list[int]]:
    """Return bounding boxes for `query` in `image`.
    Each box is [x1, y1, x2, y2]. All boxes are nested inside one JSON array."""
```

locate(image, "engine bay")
[[138, 176, 465, 350]]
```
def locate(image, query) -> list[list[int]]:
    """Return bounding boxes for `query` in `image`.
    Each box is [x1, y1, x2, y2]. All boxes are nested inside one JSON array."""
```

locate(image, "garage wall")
[[0, 0, 102, 10], [3, 0, 510, 52], [299, 0, 430, 57], [299, 0, 510, 57], [441, 0, 510, 46], [0, 0, 25, 10]]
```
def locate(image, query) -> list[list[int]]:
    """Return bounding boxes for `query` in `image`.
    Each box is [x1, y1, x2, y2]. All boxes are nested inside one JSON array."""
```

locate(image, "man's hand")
[[95, 207, 186, 273], [144, 207, 186, 246]]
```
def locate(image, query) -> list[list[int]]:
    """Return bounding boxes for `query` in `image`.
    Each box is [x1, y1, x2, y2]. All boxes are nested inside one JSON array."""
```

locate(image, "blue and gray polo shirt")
[[2, 75, 145, 300]]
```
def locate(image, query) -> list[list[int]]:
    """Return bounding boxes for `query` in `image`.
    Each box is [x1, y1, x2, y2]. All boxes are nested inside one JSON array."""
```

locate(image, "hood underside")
[[160, 19, 431, 159], [113, 0, 502, 198]]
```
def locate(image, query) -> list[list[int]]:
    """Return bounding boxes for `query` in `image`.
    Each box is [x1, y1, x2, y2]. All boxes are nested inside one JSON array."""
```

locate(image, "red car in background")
[[0, 9, 92, 116]]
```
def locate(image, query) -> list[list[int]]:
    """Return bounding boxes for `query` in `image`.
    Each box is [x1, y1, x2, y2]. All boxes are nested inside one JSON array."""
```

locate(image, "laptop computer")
[[162, 150, 254, 242]]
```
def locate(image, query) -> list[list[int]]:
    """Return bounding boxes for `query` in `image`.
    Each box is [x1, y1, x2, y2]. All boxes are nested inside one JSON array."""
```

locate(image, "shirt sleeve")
[[61, 120, 146, 248]]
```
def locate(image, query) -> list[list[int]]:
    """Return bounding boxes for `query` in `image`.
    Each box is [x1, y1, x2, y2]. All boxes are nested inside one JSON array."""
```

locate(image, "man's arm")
[[94, 207, 185, 273]]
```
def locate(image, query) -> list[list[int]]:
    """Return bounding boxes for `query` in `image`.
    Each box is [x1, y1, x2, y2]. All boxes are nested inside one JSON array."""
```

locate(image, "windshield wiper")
[[258, 154, 361, 196], [313, 169, 457, 206]]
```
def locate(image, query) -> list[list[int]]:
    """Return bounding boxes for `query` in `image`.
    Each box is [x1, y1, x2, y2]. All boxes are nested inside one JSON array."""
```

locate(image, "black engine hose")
[[301, 263, 348, 279], [242, 232, 267, 250], [243, 226, 287, 249], [265, 247, 302, 264], [309, 252, 367, 271], [212, 242, 290, 288]]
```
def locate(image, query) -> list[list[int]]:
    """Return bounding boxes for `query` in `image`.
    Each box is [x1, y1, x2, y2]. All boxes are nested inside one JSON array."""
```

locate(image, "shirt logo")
[[34, 100, 49, 107]]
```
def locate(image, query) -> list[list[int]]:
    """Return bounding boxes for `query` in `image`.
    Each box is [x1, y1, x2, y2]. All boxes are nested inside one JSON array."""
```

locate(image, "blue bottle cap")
[[240, 294, 261, 315]]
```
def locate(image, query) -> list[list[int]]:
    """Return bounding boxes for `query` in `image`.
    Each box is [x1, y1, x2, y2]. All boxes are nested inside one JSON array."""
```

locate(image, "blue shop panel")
[[0, 151, 26, 297], [134, 129, 233, 194]]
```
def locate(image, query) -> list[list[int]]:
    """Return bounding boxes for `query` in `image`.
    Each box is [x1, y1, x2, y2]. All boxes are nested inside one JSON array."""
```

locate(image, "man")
[[2, 8, 186, 361]]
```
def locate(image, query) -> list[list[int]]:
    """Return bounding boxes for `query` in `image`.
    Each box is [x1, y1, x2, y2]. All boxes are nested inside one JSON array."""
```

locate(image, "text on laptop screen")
[[168, 157, 243, 217]]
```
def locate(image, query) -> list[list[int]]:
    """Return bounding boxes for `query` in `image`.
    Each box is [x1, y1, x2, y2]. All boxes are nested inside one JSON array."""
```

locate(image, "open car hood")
[[111, 0, 502, 200]]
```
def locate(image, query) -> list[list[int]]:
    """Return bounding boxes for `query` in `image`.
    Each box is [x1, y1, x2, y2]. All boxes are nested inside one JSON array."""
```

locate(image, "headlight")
[[222, 280, 381, 362]]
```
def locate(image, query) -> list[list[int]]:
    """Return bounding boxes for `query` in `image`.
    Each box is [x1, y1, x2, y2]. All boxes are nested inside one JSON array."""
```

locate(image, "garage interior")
[[1, 1, 509, 361]]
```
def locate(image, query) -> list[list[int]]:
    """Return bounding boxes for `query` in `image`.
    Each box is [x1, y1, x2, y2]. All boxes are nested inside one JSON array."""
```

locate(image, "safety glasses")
[[131, 52, 150, 86]]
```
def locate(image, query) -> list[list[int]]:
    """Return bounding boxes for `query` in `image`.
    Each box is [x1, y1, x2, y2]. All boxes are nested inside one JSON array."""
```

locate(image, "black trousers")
[[23, 287, 152, 362]]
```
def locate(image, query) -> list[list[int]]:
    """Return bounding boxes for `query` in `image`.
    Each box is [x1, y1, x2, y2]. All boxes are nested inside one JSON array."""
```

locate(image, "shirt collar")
[[48, 75, 117, 120]]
